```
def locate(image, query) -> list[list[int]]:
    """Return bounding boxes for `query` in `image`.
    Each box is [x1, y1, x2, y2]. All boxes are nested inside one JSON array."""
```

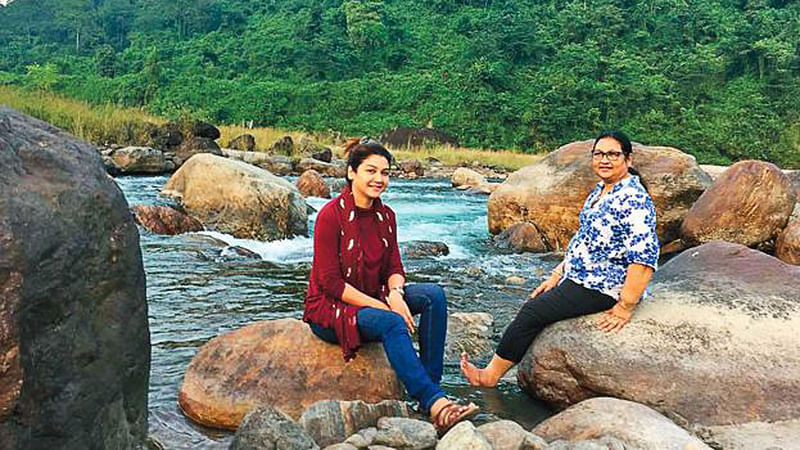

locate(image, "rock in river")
[[681, 160, 796, 248], [179, 318, 403, 429], [162, 153, 308, 241], [0, 107, 150, 449], [131, 204, 204, 235], [518, 241, 800, 428]]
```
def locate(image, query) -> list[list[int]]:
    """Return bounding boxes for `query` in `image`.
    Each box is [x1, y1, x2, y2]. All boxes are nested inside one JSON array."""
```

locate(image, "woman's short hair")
[[342, 137, 393, 184]]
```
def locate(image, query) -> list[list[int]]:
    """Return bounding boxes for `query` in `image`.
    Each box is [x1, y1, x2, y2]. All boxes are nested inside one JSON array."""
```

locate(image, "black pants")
[[496, 279, 616, 363]]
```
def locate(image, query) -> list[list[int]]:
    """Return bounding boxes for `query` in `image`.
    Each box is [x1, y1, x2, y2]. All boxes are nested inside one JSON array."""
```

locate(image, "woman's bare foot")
[[459, 352, 499, 387], [429, 397, 479, 433]]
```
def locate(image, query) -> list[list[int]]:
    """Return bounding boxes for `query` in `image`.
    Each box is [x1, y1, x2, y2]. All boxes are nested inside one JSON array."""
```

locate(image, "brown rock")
[[295, 158, 346, 178], [488, 140, 711, 251], [533, 398, 711, 450], [221, 149, 294, 176], [178, 318, 403, 429], [161, 154, 308, 241], [493, 222, 548, 253], [519, 241, 800, 427], [228, 134, 256, 152], [776, 217, 800, 265], [173, 136, 223, 166], [398, 159, 424, 177], [131, 205, 203, 235], [296, 169, 331, 198], [681, 160, 796, 247], [269, 135, 294, 156]]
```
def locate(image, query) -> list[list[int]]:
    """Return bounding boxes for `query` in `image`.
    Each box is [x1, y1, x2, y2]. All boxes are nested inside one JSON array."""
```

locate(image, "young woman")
[[303, 138, 478, 431], [461, 131, 660, 387]]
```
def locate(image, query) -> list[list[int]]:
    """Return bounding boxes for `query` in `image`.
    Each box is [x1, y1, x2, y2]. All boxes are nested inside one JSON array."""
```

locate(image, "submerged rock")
[[401, 241, 450, 258], [179, 319, 403, 429], [533, 397, 711, 450], [299, 399, 411, 448], [162, 154, 308, 241], [445, 312, 494, 361], [230, 406, 319, 450], [297, 169, 332, 198], [488, 140, 711, 251], [131, 204, 203, 235], [681, 160, 796, 248], [519, 241, 800, 427], [0, 107, 149, 449]]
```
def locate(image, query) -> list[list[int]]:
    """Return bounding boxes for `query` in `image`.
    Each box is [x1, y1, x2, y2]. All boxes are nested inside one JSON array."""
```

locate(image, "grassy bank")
[[0, 86, 162, 146]]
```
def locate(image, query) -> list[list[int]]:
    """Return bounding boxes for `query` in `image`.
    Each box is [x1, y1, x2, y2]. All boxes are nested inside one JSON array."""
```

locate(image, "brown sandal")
[[432, 399, 480, 434]]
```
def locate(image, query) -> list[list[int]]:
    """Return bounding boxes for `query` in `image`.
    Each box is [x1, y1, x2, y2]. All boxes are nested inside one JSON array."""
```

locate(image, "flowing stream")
[[115, 175, 556, 449]]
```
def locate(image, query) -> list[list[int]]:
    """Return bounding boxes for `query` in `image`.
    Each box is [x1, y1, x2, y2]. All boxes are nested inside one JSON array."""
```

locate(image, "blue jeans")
[[309, 283, 448, 412]]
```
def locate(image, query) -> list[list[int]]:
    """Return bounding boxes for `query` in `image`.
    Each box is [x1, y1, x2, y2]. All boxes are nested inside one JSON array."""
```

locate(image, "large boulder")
[[191, 120, 221, 140], [776, 216, 800, 265], [488, 140, 712, 251], [178, 319, 403, 429], [108, 145, 174, 174], [533, 398, 711, 450], [161, 154, 308, 241], [518, 241, 800, 428], [681, 160, 796, 247], [296, 169, 331, 199], [131, 204, 204, 235], [221, 149, 294, 176], [0, 108, 149, 449], [696, 418, 800, 450]]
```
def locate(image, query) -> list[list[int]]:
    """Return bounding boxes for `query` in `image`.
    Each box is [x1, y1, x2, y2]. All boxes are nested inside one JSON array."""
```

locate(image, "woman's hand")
[[597, 302, 633, 332], [387, 291, 415, 334], [529, 274, 560, 299]]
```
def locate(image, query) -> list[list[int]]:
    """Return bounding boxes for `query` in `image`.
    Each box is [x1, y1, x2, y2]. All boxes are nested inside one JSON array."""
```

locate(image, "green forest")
[[1, 0, 799, 166]]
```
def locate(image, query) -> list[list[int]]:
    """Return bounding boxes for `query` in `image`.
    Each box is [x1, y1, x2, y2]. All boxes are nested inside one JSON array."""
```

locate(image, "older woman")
[[304, 138, 478, 431], [461, 131, 660, 387]]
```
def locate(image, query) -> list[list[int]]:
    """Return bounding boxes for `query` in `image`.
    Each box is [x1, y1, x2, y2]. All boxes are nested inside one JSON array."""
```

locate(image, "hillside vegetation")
[[1, 0, 799, 167]]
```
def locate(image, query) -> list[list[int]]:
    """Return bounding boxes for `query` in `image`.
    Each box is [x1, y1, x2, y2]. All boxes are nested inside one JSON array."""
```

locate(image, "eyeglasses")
[[591, 151, 624, 162], [360, 136, 380, 145]]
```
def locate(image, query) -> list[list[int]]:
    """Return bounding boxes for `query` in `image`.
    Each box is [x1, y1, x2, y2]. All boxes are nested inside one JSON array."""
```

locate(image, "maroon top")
[[303, 187, 405, 360]]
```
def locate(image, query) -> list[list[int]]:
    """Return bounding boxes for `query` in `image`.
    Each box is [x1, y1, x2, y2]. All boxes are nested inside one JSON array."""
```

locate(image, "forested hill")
[[1, 0, 799, 166]]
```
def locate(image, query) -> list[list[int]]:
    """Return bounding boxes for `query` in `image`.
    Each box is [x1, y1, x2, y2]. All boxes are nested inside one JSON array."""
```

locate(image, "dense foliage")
[[1, 0, 799, 166]]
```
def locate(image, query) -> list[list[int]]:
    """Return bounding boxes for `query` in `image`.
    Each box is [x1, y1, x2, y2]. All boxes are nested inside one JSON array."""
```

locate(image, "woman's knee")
[[419, 283, 447, 311]]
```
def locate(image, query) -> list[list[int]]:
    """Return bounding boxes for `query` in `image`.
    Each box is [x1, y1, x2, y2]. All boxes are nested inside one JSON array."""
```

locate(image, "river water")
[[115, 175, 557, 448]]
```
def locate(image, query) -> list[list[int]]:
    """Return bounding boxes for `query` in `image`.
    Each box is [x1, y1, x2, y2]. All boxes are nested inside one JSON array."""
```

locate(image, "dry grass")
[[219, 124, 541, 171], [0, 85, 161, 145]]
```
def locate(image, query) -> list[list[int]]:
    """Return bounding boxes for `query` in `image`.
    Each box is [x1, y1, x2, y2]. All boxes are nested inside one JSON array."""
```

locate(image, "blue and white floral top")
[[562, 175, 659, 300]]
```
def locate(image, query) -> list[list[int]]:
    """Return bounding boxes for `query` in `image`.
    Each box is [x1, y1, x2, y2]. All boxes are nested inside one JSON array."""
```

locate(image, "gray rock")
[[533, 398, 711, 450], [476, 420, 528, 450], [445, 312, 493, 361], [173, 136, 223, 166], [520, 433, 548, 450], [344, 433, 370, 448], [300, 400, 411, 448], [368, 446, 398, 450], [373, 417, 437, 450], [696, 418, 800, 450], [0, 107, 149, 449], [436, 421, 491, 450], [269, 135, 294, 156], [401, 241, 450, 258], [231, 406, 319, 450], [324, 445, 358, 450], [312, 147, 334, 163], [109, 145, 174, 174], [398, 159, 424, 177], [519, 242, 800, 427], [191, 120, 221, 140], [544, 436, 625, 450], [222, 149, 294, 176]]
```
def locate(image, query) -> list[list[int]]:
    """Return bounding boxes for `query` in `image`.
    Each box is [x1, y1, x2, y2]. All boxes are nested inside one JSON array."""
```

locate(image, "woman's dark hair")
[[343, 137, 393, 184], [592, 130, 649, 193]]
